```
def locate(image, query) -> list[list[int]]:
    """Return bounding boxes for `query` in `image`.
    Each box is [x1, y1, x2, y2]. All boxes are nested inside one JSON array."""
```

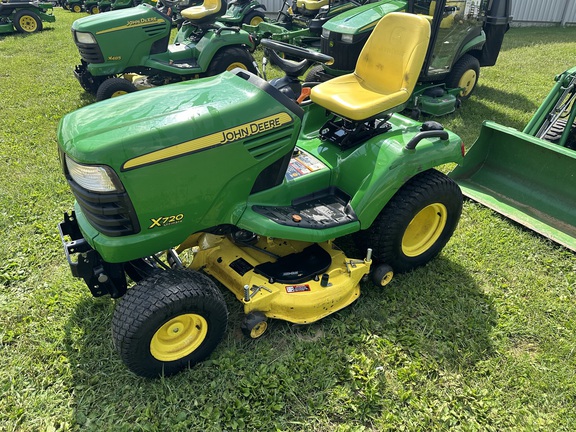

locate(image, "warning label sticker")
[[285, 284, 311, 293], [285, 149, 327, 180]]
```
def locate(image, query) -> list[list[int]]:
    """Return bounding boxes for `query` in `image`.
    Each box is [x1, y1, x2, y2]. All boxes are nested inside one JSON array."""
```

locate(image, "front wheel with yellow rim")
[[354, 169, 462, 274], [112, 270, 228, 378], [445, 54, 480, 100], [96, 77, 138, 101]]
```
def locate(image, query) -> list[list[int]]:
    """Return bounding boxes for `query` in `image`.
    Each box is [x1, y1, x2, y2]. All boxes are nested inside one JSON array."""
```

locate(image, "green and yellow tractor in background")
[[305, 0, 512, 117], [0, 0, 55, 33], [71, 0, 258, 100]]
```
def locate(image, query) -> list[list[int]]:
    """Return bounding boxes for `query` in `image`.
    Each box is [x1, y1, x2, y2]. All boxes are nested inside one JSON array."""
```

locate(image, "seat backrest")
[[354, 12, 431, 97], [181, 0, 224, 21]]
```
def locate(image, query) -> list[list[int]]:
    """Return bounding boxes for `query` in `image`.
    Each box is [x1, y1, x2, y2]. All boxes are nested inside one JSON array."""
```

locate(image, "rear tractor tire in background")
[[355, 169, 463, 274], [206, 47, 258, 76], [14, 10, 42, 33], [243, 11, 265, 26], [112, 270, 228, 378]]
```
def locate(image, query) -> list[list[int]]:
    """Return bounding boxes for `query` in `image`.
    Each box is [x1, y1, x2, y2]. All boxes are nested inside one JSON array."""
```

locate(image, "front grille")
[[72, 30, 104, 63], [67, 179, 140, 237], [321, 32, 370, 71]]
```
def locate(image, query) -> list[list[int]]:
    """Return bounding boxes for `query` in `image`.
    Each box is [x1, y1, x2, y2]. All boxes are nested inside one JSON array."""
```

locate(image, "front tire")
[[96, 77, 138, 101], [445, 54, 480, 99], [206, 47, 257, 76], [355, 169, 462, 273], [112, 270, 228, 378], [14, 11, 42, 33]]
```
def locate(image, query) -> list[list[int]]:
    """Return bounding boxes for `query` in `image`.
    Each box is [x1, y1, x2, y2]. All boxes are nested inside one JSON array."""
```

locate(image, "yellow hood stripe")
[[122, 112, 293, 170], [96, 17, 166, 35]]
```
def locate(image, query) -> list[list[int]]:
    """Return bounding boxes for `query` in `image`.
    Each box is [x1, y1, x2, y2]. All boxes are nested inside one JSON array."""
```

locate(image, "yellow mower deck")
[[179, 234, 372, 324]]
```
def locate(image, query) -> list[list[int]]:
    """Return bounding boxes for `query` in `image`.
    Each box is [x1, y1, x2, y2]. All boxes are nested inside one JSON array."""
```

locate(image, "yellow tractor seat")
[[310, 12, 431, 121], [296, 0, 329, 12], [181, 0, 225, 22]]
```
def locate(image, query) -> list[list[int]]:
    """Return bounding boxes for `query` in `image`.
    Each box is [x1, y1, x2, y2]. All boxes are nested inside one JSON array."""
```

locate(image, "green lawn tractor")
[[71, 0, 258, 100], [449, 67, 576, 252], [98, 0, 156, 13], [58, 12, 466, 377], [63, 0, 85, 12], [242, 0, 362, 49], [219, 0, 266, 27], [308, 0, 512, 117], [0, 0, 55, 33], [84, 0, 99, 13]]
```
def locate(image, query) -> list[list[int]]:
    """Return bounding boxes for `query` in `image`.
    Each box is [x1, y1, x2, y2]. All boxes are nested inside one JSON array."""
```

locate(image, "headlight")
[[75, 32, 96, 45], [66, 155, 121, 193], [322, 28, 330, 38], [341, 33, 355, 43]]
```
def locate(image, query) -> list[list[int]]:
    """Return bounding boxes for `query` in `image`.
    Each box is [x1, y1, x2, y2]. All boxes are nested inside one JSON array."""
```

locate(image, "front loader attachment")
[[449, 121, 576, 251], [450, 67, 576, 251]]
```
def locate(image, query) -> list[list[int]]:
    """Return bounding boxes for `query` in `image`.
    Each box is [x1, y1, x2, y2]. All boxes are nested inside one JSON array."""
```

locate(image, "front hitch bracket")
[[58, 211, 127, 298]]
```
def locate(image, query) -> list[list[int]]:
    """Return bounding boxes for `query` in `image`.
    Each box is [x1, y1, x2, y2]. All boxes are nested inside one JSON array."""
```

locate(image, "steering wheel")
[[260, 39, 334, 66]]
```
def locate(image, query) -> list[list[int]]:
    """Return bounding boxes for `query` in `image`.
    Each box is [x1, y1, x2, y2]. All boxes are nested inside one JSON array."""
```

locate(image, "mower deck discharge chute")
[[58, 12, 465, 377], [449, 67, 576, 251]]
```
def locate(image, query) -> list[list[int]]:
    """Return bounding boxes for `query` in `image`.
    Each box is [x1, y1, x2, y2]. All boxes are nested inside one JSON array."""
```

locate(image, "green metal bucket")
[[449, 120, 576, 251]]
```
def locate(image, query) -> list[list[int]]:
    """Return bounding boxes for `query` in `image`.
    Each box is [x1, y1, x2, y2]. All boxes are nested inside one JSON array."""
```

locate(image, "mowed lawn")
[[1, 8, 575, 431]]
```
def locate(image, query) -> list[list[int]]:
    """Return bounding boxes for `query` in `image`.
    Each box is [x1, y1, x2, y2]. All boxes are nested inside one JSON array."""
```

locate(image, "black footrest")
[[252, 188, 357, 229]]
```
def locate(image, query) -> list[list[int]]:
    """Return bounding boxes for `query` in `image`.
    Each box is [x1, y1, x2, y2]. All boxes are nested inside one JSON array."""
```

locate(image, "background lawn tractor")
[[242, 0, 363, 49], [218, 0, 266, 27], [58, 12, 465, 377], [0, 0, 55, 33], [307, 0, 512, 117], [71, 0, 258, 100], [449, 67, 576, 252]]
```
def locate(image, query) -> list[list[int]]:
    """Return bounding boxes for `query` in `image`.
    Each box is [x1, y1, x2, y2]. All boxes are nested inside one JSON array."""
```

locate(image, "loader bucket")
[[449, 121, 576, 251]]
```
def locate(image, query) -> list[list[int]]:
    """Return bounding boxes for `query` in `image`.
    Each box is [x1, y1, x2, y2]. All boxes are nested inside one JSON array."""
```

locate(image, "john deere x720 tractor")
[[72, 0, 258, 100], [59, 12, 466, 378]]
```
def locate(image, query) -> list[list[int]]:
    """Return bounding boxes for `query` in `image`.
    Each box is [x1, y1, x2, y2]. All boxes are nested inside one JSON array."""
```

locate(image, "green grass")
[[1, 9, 576, 431]]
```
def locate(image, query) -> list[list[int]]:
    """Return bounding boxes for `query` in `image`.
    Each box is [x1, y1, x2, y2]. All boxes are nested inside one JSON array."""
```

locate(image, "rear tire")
[[206, 47, 257, 76], [14, 11, 42, 33], [304, 64, 328, 83], [354, 169, 462, 273], [96, 77, 138, 101], [112, 270, 228, 378], [445, 54, 480, 99], [243, 11, 265, 26]]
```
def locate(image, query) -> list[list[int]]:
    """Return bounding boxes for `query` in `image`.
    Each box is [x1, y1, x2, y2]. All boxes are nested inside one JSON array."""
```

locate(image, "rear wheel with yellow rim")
[[206, 46, 258, 76], [243, 11, 265, 27], [14, 10, 42, 33], [112, 270, 228, 378], [355, 169, 462, 274]]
